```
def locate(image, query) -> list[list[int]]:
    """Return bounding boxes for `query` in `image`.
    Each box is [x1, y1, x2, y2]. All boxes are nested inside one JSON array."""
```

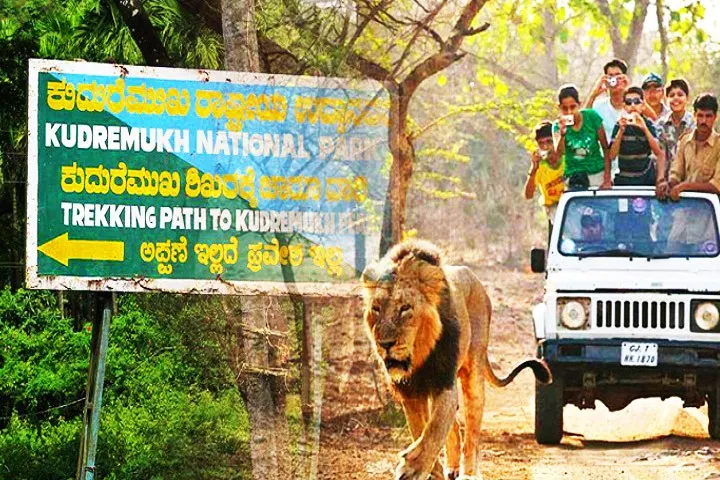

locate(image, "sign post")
[[26, 59, 389, 477], [75, 293, 111, 480]]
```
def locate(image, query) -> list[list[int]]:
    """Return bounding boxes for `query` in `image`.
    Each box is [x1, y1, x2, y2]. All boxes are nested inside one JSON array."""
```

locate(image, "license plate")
[[621, 342, 658, 366]]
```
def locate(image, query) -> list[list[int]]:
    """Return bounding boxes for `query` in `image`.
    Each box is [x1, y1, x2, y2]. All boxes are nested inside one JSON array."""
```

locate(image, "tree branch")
[[462, 23, 491, 36], [392, 0, 449, 69], [446, 0, 491, 50], [344, 0, 394, 56], [401, 0, 491, 101], [401, 51, 465, 101], [595, 0, 622, 54], [346, 51, 397, 88]]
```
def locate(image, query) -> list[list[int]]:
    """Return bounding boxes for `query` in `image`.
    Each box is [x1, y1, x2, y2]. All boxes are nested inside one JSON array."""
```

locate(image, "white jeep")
[[531, 188, 720, 444]]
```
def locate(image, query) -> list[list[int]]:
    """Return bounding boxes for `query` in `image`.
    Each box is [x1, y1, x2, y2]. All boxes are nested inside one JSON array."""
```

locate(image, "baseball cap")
[[581, 209, 602, 227], [642, 73, 663, 89]]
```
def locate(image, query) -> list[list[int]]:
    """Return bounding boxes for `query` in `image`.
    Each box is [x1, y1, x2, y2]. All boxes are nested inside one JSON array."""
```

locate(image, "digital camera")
[[561, 114, 575, 126]]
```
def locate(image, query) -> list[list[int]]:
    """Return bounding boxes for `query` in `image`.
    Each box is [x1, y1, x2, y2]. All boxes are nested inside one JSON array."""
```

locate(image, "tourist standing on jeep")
[[657, 93, 720, 200], [640, 72, 669, 124], [657, 79, 696, 180], [585, 59, 630, 141], [608, 86, 666, 187], [524, 121, 565, 242], [553, 84, 612, 190]]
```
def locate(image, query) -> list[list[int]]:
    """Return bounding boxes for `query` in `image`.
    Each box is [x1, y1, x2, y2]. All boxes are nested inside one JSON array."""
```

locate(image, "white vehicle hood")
[[546, 267, 720, 292]]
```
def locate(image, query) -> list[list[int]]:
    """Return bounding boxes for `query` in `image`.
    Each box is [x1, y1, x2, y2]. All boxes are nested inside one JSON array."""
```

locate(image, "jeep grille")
[[595, 300, 686, 330]]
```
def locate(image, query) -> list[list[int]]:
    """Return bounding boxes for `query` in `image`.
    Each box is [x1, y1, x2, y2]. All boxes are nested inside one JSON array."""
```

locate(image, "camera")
[[561, 114, 575, 126], [622, 111, 636, 125], [540, 149, 550, 159], [606, 76, 618, 88]]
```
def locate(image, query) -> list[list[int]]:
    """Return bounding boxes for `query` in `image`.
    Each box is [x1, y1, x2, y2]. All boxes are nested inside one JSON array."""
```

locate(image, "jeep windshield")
[[558, 196, 720, 258]]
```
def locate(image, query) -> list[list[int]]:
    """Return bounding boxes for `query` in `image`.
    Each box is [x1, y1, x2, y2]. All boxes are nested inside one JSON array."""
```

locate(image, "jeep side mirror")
[[530, 248, 546, 273]]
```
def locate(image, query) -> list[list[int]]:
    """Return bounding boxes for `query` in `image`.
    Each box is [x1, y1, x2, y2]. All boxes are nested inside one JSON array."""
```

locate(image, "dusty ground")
[[315, 267, 720, 480]]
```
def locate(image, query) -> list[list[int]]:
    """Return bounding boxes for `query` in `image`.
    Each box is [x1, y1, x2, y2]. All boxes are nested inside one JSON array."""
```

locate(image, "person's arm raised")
[[524, 151, 541, 200], [584, 74, 608, 109]]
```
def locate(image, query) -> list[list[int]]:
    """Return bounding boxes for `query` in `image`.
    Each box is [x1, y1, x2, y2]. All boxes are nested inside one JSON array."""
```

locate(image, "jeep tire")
[[708, 376, 720, 440], [535, 373, 564, 445]]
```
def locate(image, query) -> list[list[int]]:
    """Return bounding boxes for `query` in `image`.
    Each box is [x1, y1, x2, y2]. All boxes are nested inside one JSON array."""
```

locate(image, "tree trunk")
[[221, 0, 260, 72], [220, 5, 293, 478], [222, 297, 292, 480], [596, 0, 650, 71], [298, 298, 327, 479], [112, 0, 171, 66], [542, 4, 558, 87], [656, 0, 669, 82], [380, 87, 415, 255]]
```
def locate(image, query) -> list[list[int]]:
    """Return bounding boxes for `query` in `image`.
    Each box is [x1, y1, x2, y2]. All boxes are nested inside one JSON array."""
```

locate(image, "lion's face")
[[362, 250, 446, 383]]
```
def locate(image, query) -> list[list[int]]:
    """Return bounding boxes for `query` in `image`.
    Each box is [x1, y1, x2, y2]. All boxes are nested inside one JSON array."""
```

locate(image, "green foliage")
[[0, 289, 250, 480], [0, 415, 81, 479], [0, 289, 88, 417], [98, 389, 248, 480]]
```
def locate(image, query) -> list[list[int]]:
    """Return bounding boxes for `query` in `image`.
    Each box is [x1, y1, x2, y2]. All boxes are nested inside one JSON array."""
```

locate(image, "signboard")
[[26, 60, 389, 295]]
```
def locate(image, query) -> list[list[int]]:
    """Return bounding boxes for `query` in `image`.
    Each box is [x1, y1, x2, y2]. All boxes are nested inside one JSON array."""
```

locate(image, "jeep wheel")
[[708, 377, 720, 440], [535, 373, 564, 445]]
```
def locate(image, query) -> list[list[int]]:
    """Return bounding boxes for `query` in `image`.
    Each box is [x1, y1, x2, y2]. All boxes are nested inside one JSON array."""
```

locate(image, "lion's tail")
[[482, 354, 553, 387]]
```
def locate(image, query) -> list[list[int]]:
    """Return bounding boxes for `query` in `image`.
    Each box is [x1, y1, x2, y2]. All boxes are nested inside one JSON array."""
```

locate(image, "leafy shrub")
[[0, 289, 250, 479]]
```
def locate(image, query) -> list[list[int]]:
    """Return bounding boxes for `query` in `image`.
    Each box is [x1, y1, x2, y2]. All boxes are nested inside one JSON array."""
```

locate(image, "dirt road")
[[316, 268, 720, 480]]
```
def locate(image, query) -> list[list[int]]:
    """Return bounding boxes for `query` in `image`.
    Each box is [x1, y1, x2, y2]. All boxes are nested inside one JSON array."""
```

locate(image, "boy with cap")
[[580, 209, 604, 247], [524, 121, 565, 242], [608, 86, 666, 186]]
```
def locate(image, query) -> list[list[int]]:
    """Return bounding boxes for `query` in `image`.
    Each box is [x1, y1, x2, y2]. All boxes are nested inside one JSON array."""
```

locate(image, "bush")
[[0, 289, 251, 479]]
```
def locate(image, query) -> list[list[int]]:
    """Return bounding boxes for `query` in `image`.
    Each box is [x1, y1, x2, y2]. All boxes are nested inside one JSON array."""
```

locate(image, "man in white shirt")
[[584, 58, 630, 172]]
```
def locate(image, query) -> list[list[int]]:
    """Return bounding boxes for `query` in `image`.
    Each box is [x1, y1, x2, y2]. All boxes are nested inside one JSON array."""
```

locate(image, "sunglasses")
[[624, 98, 643, 106]]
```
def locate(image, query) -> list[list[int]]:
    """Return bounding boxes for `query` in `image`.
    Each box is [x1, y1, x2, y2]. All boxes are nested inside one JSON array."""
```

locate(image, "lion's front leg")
[[395, 387, 458, 480]]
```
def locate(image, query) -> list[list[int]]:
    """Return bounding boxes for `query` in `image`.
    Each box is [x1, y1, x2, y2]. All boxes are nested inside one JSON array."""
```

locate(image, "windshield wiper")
[[578, 249, 649, 259]]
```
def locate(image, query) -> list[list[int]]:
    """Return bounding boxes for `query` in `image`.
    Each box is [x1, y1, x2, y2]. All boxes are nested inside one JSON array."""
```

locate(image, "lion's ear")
[[360, 264, 377, 284], [416, 261, 446, 306]]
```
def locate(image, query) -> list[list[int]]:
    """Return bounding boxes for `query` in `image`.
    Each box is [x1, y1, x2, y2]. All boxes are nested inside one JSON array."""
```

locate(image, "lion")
[[361, 240, 551, 480]]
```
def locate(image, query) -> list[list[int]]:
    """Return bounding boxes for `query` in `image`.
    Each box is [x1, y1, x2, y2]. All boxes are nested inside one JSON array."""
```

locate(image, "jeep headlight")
[[694, 302, 720, 331], [558, 298, 590, 329]]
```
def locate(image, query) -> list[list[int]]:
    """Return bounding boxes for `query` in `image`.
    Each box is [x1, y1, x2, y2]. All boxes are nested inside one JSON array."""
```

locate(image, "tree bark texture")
[[221, 0, 260, 72], [222, 296, 292, 480], [220, 4, 293, 479]]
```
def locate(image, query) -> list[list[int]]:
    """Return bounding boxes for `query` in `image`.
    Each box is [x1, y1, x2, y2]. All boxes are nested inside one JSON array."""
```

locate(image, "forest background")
[[0, 0, 719, 478]]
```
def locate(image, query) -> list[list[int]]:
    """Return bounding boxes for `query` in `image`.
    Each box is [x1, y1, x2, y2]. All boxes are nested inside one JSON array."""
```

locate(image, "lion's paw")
[[394, 456, 431, 480]]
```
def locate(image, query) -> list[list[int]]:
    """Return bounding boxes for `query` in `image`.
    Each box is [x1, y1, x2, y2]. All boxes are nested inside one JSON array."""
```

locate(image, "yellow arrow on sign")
[[38, 233, 125, 266]]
